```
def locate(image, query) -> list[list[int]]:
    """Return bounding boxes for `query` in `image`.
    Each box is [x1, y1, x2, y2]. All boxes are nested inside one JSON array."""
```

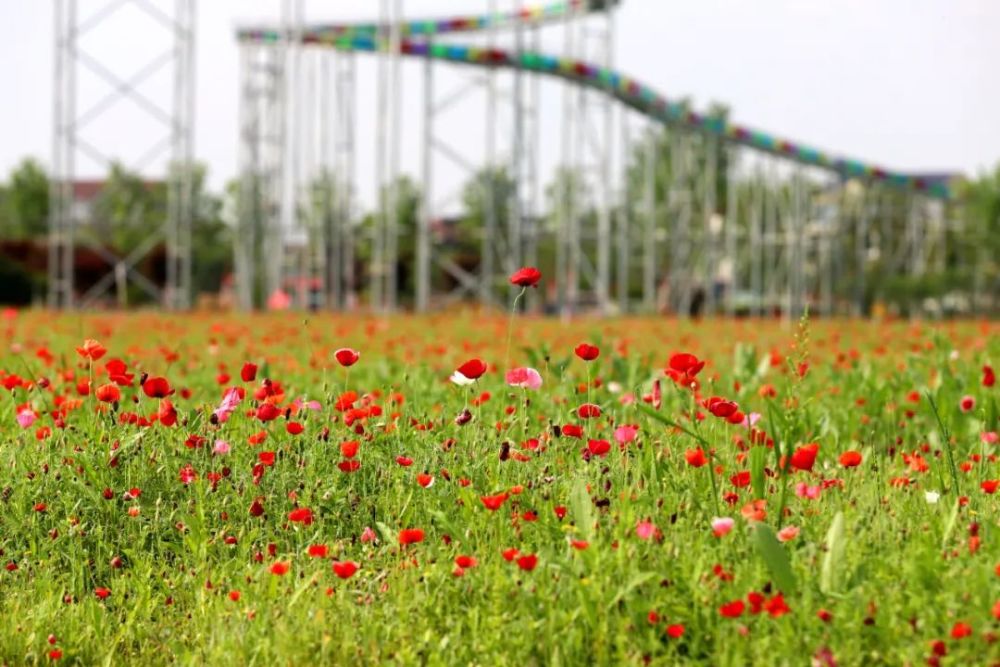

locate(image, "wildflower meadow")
[[1, 277, 999, 665]]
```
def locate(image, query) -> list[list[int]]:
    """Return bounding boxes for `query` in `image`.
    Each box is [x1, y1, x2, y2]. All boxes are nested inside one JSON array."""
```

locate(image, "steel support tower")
[[49, 0, 195, 310]]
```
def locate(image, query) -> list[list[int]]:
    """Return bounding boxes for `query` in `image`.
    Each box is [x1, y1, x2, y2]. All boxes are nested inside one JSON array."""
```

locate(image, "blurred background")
[[0, 1, 997, 317]]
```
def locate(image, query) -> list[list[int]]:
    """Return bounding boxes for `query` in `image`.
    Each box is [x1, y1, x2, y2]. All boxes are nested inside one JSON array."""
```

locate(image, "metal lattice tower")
[[49, 0, 195, 310]]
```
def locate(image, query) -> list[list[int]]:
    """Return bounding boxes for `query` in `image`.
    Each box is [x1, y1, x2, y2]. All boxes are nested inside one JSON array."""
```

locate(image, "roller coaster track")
[[237, 1, 956, 200]]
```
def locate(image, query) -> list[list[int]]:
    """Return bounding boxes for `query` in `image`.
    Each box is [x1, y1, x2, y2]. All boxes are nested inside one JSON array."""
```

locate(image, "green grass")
[[0, 311, 997, 665]]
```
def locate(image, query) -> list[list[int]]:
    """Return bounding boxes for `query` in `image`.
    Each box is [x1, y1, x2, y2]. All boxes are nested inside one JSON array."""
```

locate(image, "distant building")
[[66, 179, 164, 225]]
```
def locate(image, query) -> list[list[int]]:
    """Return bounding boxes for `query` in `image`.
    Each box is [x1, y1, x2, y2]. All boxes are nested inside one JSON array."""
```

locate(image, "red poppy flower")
[[480, 493, 509, 511], [341, 440, 359, 458], [395, 455, 413, 467], [502, 548, 519, 561], [95, 383, 121, 403], [286, 422, 304, 435], [839, 450, 862, 467], [984, 365, 996, 388], [719, 599, 745, 618], [241, 362, 258, 382], [76, 339, 107, 361], [571, 540, 589, 550], [575, 343, 600, 361], [666, 624, 685, 638], [730, 471, 751, 488], [256, 403, 281, 422], [456, 358, 487, 380], [981, 480, 999, 494], [509, 266, 542, 287], [666, 353, 705, 389], [399, 528, 425, 545], [334, 348, 360, 367], [789, 443, 819, 472], [249, 498, 265, 516], [270, 561, 290, 576], [516, 554, 538, 571], [105, 359, 134, 386], [951, 622, 972, 639], [288, 507, 314, 525], [157, 399, 177, 427], [142, 377, 173, 398], [706, 396, 739, 419], [338, 460, 361, 473], [332, 560, 359, 579], [258, 451, 276, 466], [308, 544, 329, 558], [588, 439, 611, 458], [763, 593, 791, 617], [685, 448, 707, 468], [416, 473, 434, 488], [562, 424, 584, 439], [578, 404, 601, 419], [94, 587, 111, 600], [455, 555, 477, 569]]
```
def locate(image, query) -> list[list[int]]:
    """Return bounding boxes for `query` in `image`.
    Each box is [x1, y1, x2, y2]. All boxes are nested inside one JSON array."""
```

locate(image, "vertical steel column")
[[702, 134, 719, 315], [749, 167, 764, 317], [479, 0, 499, 309], [165, 0, 195, 310], [615, 112, 631, 313], [723, 146, 738, 316], [641, 124, 656, 311], [416, 53, 433, 312], [335, 53, 356, 310], [49, 0, 76, 309], [385, 0, 402, 313]]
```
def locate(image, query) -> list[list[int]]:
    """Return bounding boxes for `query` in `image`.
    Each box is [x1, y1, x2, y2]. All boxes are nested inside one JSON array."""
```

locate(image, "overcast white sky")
[[1, 0, 997, 210]]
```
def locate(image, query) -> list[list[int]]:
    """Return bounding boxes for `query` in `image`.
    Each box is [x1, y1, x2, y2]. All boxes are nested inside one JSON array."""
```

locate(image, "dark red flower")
[[456, 358, 487, 380], [665, 353, 705, 390], [241, 362, 258, 383], [587, 439, 611, 458], [984, 365, 996, 388], [334, 348, 360, 367], [575, 343, 600, 361], [719, 599, 745, 618], [509, 267, 542, 288], [142, 376, 173, 398], [578, 403, 601, 419], [256, 403, 281, 422], [516, 554, 538, 571]]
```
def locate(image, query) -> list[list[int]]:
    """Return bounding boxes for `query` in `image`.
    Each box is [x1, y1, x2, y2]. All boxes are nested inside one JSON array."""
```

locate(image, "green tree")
[[5, 158, 50, 238]]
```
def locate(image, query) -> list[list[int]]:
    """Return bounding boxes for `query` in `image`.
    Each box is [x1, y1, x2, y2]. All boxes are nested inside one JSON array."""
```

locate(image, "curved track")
[[238, 3, 955, 199]]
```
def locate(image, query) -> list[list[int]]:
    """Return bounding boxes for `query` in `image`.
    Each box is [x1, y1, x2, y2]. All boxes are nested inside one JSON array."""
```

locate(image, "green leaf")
[[752, 523, 797, 593], [604, 572, 658, 611], [376, 521, 396, 545], [570, 477, 593, 541], [941, 498, 960, 549], [749, 446, 767, 500], [820, 511, 845, 595]]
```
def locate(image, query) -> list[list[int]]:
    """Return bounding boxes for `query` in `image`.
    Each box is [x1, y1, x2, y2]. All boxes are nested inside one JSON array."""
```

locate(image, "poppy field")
[[1, 302, 999, 665]]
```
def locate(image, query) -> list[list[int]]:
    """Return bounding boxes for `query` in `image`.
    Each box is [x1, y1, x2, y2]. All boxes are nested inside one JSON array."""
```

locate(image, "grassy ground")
[[0, 310, 998, 665]]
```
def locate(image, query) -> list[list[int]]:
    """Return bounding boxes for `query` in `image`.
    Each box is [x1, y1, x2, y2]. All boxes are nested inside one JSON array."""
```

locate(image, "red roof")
[[70, 179, 165, 202]]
